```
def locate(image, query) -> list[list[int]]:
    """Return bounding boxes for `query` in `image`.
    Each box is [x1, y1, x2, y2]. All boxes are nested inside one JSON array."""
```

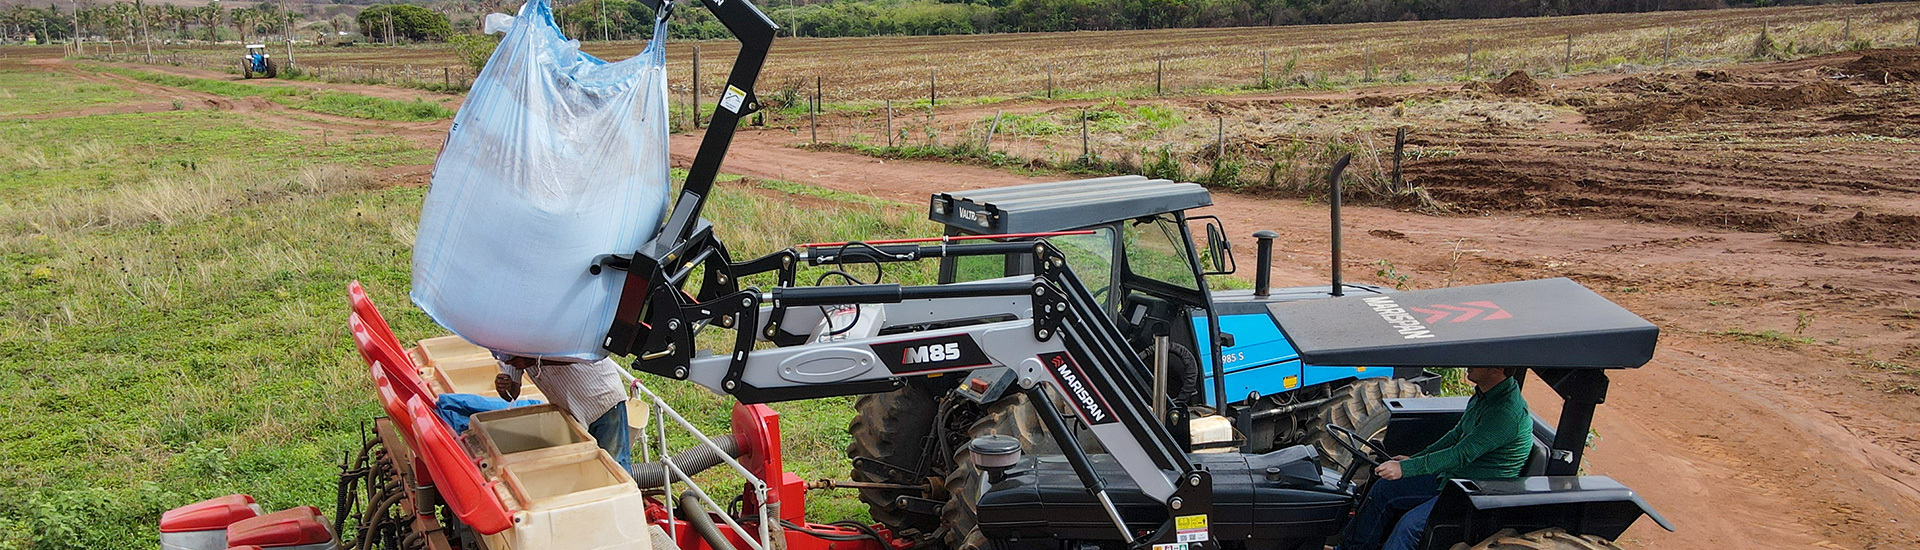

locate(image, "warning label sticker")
[[1152, 544, 1189, 550], [720, 85, 747, 114], [1175, 514, 1208, 543]]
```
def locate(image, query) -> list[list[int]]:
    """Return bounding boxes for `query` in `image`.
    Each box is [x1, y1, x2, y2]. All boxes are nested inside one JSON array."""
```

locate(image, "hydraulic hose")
[[678, 491, 738, 550], [631, 434, 742, 487]]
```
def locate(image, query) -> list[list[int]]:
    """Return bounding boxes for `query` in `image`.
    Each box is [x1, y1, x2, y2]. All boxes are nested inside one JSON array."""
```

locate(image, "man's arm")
[[1398, 405, 1526, 478], [496, 359, 526, 401]]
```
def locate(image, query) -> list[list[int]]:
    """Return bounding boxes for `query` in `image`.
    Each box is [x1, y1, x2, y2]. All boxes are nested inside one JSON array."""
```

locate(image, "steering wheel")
[[1325, 424, 1393, 486]]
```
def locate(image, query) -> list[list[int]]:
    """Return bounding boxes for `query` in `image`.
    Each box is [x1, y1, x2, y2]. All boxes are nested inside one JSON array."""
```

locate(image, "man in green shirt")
[[1335, 367, 1533, 550]]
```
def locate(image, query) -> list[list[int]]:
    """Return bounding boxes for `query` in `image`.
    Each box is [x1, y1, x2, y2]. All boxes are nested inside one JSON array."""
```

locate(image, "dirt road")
[[41, 52, 1920, 549]]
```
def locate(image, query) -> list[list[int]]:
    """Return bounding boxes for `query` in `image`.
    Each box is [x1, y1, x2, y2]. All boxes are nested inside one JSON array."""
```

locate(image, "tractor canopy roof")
[[1268, 278, 1658, 369], [929, 176, 1211, 235], [246, 44, 266, 49]]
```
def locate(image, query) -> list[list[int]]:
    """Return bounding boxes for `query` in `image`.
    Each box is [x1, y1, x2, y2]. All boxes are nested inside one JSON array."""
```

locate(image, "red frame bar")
[[798, 230, 1094, 249]]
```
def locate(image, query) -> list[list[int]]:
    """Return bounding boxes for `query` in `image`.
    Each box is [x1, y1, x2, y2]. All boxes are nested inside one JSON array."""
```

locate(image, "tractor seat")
[[1523, 440, 1550, 477]]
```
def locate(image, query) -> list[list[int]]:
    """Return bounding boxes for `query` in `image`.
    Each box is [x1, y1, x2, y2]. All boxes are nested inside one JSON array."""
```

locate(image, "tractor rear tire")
[[941, 393, 1055, 550], [241, 61, 253, 79], [1451, 528, 1623, 550], [846, 385, 944, 533], [264, 60, 278, 79], [1306, 377, 1425, 472]]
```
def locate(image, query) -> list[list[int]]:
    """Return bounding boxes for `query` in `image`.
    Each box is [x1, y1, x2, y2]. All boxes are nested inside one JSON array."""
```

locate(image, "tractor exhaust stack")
[[1328, 154, 1352, 297]]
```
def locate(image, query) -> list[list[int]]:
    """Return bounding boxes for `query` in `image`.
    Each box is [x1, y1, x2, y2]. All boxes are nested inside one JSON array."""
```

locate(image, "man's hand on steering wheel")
[[1325, 424, 1395, 485], [1374, 460, 1403, 480]]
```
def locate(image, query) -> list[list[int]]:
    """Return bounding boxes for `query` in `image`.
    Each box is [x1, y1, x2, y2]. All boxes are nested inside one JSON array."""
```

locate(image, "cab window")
[[1122, 214, 1200, 291]]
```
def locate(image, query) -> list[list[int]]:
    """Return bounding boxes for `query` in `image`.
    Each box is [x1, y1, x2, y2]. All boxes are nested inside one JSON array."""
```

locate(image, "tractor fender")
[[1424, 475, 1673, 549]]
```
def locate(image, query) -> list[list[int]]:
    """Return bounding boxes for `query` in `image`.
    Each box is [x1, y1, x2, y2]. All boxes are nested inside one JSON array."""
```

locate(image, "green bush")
[[447, 34, 502, 74], [1143, 146, 1184, 181], [357, 5, 452, 43]]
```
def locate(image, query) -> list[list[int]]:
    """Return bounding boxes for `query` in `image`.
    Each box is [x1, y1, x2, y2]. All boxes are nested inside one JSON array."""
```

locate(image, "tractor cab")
[[930, 177, 1437, 453], [240, 45, 277, 79]]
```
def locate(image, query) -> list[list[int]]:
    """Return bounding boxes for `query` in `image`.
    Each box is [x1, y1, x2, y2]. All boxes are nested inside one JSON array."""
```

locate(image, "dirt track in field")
[[36, 47, 1920, 549]]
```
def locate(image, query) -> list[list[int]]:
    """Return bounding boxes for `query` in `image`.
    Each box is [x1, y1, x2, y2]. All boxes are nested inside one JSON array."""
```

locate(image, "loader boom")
[[606, 236, 1213, 548]]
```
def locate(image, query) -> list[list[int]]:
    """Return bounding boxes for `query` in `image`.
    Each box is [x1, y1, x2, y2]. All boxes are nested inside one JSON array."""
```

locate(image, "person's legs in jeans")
[[587, 405, 632, 472], [1335, 475, 1438, 550], [1381, 496, 1438, 550]]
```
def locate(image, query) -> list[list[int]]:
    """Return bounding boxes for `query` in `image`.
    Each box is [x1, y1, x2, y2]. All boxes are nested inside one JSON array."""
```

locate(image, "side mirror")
[[1191, 215, 1235, 276]]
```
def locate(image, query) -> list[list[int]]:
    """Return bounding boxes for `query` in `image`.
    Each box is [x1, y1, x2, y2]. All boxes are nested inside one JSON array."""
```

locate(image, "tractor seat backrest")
[[1523, 441, 1550, 477]]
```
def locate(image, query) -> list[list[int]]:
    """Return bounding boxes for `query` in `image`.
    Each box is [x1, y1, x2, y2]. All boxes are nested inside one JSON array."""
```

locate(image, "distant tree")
[[357, 4, 451, 43]]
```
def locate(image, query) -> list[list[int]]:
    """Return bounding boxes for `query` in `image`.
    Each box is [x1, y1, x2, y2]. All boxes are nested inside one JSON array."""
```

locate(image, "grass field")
[[0, 72, 927, 548], [99, 3, 1920, 102], [92, 66, 456, 122], [0, 72, 148, 118]]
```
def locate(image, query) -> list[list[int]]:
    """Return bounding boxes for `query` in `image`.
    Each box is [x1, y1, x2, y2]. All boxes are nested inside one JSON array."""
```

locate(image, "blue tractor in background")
[[240, 44, 277, 79], [845, 175, 1439, 536]]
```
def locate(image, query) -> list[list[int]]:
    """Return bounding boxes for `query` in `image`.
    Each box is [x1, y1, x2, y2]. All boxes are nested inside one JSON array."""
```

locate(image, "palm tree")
[[163, 5, 188, 42], [200, 3, 221, 42], [229, 5, 249, 44]]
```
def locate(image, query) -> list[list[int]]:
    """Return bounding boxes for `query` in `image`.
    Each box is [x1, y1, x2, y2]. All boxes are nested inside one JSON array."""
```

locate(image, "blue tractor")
[[240, 44, 277, 79], [846, 175, 1439, 535]]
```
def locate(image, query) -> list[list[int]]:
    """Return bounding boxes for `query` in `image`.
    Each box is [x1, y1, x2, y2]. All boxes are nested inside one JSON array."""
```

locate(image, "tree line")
[[567, 0, 1902, 39], [2, 0, 1889, 47], [0, 1, 455, 46]]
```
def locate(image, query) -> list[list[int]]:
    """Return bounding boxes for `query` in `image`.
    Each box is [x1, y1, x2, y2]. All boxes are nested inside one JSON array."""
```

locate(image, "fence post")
[[1844, 15, 1852, 43], [984, 110, 1001, 150], [1392, 127, 1406, 190], [1046, 64, 1054, 99], [1564, 34, 1573, 73], [1465, 39, 1473, 77], [1080, 109, 1089, 164], [693, 45, 702, 128], [810, 87, 817, 144], [1261, 51, 1269, 88], [1365, 44, 1373, 81], [929, 69, 936, 108], [1155, 55, 1164, 96], [1665, 28, 1672, 64], [885, 99, 893, 148], [444, 67, 450, 88]]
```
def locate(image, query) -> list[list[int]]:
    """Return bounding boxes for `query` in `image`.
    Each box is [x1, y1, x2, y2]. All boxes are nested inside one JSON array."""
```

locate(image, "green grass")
[[0, 110, 430, 209], [0, 71, 148, 117], [93, 66, 454, 122], [1718, 328, 1816, 349]]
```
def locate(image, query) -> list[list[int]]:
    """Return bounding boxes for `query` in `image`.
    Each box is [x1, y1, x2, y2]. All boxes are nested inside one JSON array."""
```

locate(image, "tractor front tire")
[[1306, 377, 1425, 472], [846, 386, 945, 533], [941, 393, 1056, 550], [1451, 528, 1623, 550]]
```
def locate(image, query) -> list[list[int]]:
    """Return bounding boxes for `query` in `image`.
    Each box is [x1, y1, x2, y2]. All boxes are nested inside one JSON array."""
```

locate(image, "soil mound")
[[1708, 82, 1855, 110], [1780, 212, 1920, 246], [1491, 71, 1543, 96], [1582, 79, 1854, 131], [1604, 76, 1671, 94], [1582, 99, 1709, 131], [1840, 49, 1920, 82]]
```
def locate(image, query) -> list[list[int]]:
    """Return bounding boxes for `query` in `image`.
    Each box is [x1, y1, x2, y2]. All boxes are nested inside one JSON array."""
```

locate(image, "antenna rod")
[[1328, 154, 1351, 297]]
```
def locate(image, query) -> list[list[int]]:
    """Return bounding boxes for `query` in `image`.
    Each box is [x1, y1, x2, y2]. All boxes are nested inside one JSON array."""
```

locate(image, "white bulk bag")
[[412, 0, 671, 361]]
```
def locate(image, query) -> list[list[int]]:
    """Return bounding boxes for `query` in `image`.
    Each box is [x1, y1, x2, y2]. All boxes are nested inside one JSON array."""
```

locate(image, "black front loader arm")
[[604, 0, 777, 356], [596, 8, 1213, 548]]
